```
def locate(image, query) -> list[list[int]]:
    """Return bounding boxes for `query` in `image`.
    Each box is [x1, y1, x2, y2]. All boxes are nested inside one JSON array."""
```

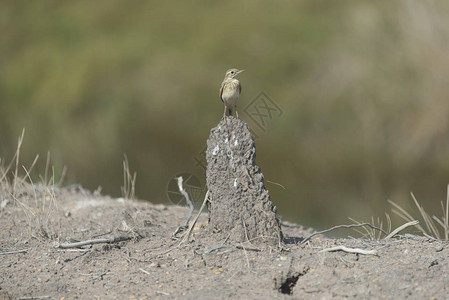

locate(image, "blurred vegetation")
[[2, 1, 449, 229]]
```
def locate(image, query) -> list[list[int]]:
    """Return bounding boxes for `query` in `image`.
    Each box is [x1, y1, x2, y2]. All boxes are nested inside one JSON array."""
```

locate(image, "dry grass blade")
[[22, 165, 39, 210], [44, 167, 59, 229], [432, 216, 446, 231], [56, 166, 68, 187], [121, 154, 136, 200], [445, 184, 449, 241], [12, 129, 26, 195], [432, 186, 449, 240], [410, 192, 440, 239], [44, 151, 50, 185], [0, 130, 24, 183], [388, 199, 427, 234], [347, 218, 370, 238], [385, 213, 392, 234], [27, 155, 40, 179], [0, 129, 25, 190], [373, 216, 383, 240]]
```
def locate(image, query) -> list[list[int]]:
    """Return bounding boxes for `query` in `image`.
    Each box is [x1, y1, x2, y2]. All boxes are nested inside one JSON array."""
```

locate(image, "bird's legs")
[[223, 104, 239, 119], [223, 105, 228, 119]]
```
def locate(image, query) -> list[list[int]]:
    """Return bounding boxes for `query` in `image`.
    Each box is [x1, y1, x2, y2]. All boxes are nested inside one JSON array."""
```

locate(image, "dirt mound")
[[1, 185, 448, 299], [206, 117, 282, 246]]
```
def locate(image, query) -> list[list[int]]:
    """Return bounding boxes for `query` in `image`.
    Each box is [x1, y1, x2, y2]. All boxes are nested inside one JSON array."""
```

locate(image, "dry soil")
[[0, 185, 448, 299]]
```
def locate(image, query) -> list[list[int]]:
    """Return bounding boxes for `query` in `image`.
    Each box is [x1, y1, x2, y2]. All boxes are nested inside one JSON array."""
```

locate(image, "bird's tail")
[[226, 107, 233, 116]]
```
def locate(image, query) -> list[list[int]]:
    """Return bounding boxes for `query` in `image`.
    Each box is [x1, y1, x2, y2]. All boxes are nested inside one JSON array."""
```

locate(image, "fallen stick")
[[202, 245, 231, 254], [55, 248, 89, 252], [179, 190, 209, 245], [235, 245, 261, 252], [240, 242, 251, 270], [177, 176, 194, 226], [156, 291, 170, 296], [0, 249, 28, 255], [319, 245, 377, 256], [55, 234, 134, 249], [385, 220, 419, 239], [172, 176, 195, 236], [139, 268, 150, 275]]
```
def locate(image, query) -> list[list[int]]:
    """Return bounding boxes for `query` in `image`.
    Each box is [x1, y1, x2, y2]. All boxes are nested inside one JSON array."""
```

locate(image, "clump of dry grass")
[[388, 186, 449, 241], [348, 184, 449, 241], [348, 215, 392, 240], [1, 131, 140, 240], [0, 129, 63, 239]]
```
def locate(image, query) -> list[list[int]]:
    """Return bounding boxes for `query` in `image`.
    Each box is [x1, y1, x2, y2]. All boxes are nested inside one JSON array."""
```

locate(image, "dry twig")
[[179, 190, 209, 245], [202, 245, 231, 254], [235, 245, 261, 252], [385, 220, 419, 239], [320, 245, 377, 256], [172, 176, 195, 236], [240, 242, 251, 270], [139, 268, 151, 275], [0, 249, 28, 255], [55, 234, 135, 249]]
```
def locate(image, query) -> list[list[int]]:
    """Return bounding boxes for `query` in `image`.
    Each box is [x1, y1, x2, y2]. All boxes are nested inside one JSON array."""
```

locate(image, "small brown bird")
[[219, 68, 244, 119]]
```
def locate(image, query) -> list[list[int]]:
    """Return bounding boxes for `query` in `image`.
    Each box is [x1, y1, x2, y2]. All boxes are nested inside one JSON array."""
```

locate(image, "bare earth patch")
[[0, 186, 448, 300]]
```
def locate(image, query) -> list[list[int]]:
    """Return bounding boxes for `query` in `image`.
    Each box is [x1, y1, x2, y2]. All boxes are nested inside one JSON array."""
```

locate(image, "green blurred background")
[[2, 1, 449, 229]]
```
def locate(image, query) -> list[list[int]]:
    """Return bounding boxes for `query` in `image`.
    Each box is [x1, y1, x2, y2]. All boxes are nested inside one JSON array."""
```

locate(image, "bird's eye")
[[231, 71, 235, 74]]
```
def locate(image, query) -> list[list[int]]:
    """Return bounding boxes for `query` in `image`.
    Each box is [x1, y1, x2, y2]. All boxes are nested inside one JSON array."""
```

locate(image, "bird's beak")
[[237, 69, 245, 74]]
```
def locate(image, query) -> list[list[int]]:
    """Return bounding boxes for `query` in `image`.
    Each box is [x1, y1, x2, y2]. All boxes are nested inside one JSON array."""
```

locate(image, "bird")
[[219, 68, 244, 119]]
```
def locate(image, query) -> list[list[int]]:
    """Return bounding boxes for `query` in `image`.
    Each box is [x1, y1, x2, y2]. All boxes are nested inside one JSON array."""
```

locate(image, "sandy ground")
[[1, 185, 448, 300]]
